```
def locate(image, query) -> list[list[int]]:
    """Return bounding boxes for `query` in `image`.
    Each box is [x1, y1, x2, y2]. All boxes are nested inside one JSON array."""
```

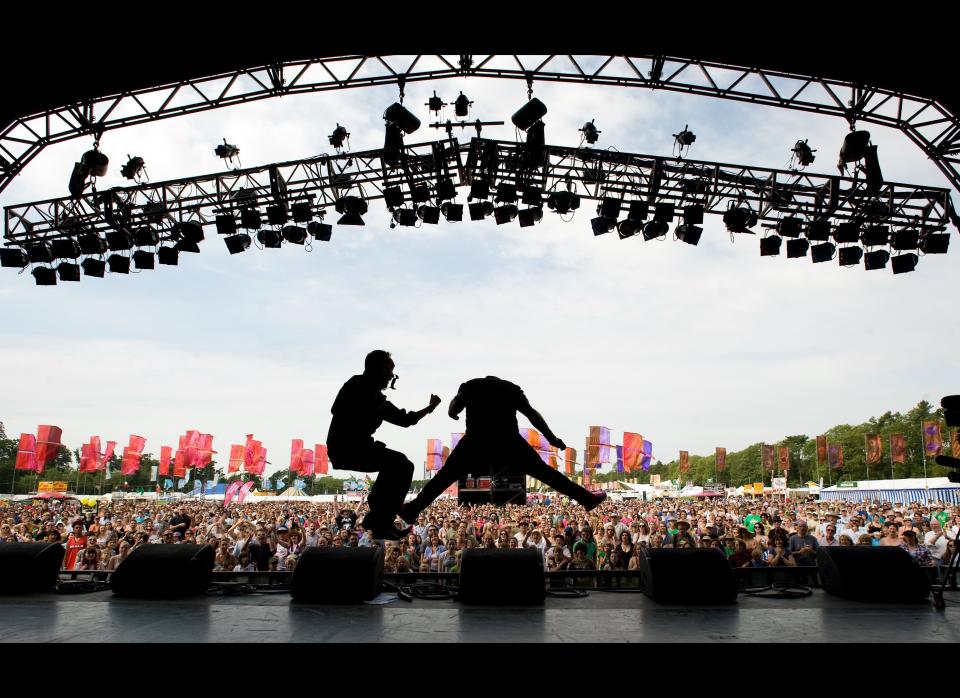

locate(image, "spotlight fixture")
[[32, 267, 57, 286], [643, 221, 669, 240], [28, 242, 54, 264], [517, 207, 542, 228], [891, 229, 919, 251], [676, 224, 703, 246], [454, 92, 472, 118], [120, 155, 146, 180], [521, 186, 544, 206], [511, 98, 548, 132], [791, 139, 817, 168], [786, 238, 810, 258], [83, 148, 109, 177], [833, 222, 860, 244], [598, 197, 621, 220], [107, 254, 131, 274], [215, 215, 238, 237], [106, 230, 134, 251], [435, 178, 456, 201], [266, 205, 288, 226], [811, 242, 836, 263], [776, 217, 803, 238], [862, 144, 884, 191], [838, 246, 864, 267], [291, 202, 313, 223], [616, 220, 641, 239], [156, 247, 179, 266], [240, 208, 261, 230], [329, 124, 350, 150], [307, 222, 333, 242], [410, 185, 431, 204], [838, 131, 871, 168], [417, 205, 440, 225], [494, 204, 518, 225], [921, 232, 950, 254], [174, 239, 201, 254], [654, 203, 675, 223], [56, 262, 81, 281], [469, 201, 494, 221], [722, 207, 757, 234], [806, 219, 832, 241], [580, 119, 601, 144], [760, 235, 782, 256], [426, 91, 445, 114], [0, 248, 29, 268], [175, 222, 204, 244], [133, 250, 155, 270], [224, 233, 252, 254], [591, 216, 614, 236], [861, 225, 889, 247], [864, 249, 890, 270], [132, 227, 159, 247], [383, 103, 421, 135], [891, 252, 919, 274], [82, 257, 106, 277], [51, 239, 81, 259], [673, 125, 696, 156], [214, 139, 240, 164], [256, 229, 282, 248], [495, 183, 518, 204], [334, 196, 368, 226], [383, 123, 405, 168], [391, 209, 417, 227], [281, 225, 308, 244], [470, 180, 491, 200], [547, 191, 580, 215], [682, 205, 704, 226], [383, 186, 404, 209], [627, 200, 649, 222], [441, 203, 463, 222]]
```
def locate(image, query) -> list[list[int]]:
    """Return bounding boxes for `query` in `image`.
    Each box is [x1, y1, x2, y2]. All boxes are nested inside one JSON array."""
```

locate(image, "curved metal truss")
[[1, 54, 960, 199], [4, 137, 951, 248]]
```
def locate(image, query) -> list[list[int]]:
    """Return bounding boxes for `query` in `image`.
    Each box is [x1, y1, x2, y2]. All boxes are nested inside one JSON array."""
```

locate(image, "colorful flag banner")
[[865, 433, 882, 465], [173, 449, 186, 478], [163, 478, 173, 489], [101, 440, 117, 472], [816, 435, 827, 466], [33, 425, 63, 474], [778, 446, 791, 472], [679, 450, 690, 473], [237, 480, 255, 504], [641, 440, 653, 471], [294, 478, 305, 489], [264, 480, 273, 490], [243, 434, 267, 476], [762, 444, 776, 472], [79, 443, 95, 473], [16, 433, 37, 471], [150, 466, 158, 482], [426, 438, 443, 472], [315, 444, 329, 475], [441, 446, 450, 466], [158, 446, 172, 477], [223, 481, 242, 506], [583, 465, 592, 488], [922, 420, 943, 457], [90, 436, 103, 470], [623, 432, 643, 473], [716, 447, 727, 473], [227, 445, 244, 473], [451, 433, 464, 451], [588, 426, 612, 466], [290, 439, 305, 473], [300, 448, 315, 476], [548, 445, 559, 470], [891, 434, 907, 464], [198, 433, 215, 467], [564, 447, 576, 475], [616, 445, 624, 473], [121, 435, 147, 476], [953, 429, 960, 459], [828, 443, 844, 470], [177, 478, 187, 490]]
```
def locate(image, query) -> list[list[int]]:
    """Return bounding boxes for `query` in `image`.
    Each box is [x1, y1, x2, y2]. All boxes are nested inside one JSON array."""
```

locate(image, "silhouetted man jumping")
[[399, 376, 605, 522], [327, 350, 441, 540]]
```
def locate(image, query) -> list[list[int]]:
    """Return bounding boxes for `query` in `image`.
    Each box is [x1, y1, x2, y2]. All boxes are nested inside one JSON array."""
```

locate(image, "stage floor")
[[2, 588, 959, 642]]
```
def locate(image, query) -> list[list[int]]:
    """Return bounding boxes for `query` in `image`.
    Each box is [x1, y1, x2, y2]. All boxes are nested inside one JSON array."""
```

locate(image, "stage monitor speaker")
[[111, 544, 214, 598], [290, 547, 383, 603], [817, 546, 930, 602], [0, 543, 65, 594], [639, 548, 738, 604], [458, 548, 544, 605]]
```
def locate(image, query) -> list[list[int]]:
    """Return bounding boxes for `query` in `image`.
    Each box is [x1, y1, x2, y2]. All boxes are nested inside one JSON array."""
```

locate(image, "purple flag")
[[616, 445, 624, 473], [641, 440, 653, 471]]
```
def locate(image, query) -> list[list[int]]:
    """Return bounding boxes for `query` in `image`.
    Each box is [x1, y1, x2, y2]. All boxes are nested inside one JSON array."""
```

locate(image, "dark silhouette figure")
[[399, 376, 606, 521], [327, 350, 441, 539]]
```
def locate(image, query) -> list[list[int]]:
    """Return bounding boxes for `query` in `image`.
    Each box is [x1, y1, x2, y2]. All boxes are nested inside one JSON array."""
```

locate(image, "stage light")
[[676, 224, 703, 246], [291, 202, 313, 223], [891, 229, 919, 251], [627, 200, 649, 222], [106, 230, 133, 251], [760, 235, 782, 256], [175, 222, 204, 244], [811, 242, 836, 263], [329, 124, 350, 149], [470, 180, 491, 200], [921, 232, 950, 254], [521, 186, 543, 206], [427, 92, 444, 114], [591, 216, 614, 235], [383, 123, 405, 168], [32, 267, 57, 286], [863, 145, 884, 190], [133, 250, 155, 270], [838, 130, 871, 166], [547, 191, 580, 214], [722, 207, 757, 233], [806, 219, 831, 241], [56, 262, 80, 281], [580, 119, 601, 145], [28, 242, 53, 264], [142, 201, 167, 224], [469, 201, 494, 221], [891, 253, 918, 274], [107, 254, 130, 274], [435, 178, 456, 201], [266, 205, 288, 226], [410, 185, 431, 204], [776, 217, 803, 238], [0, 248, 28, 267], [861, 225, 889, 247], [494, 204, 518, 225], [51, 239, 81, 259], [334, 196, 368, 226], [673, 125, 696, 148], [833, 222, 860, 244], [156, 247, 179, 266], [120, 155, 145, 180], [654, 202, 675, 223], [240, 209, 261, 230], [82, 257, 106, 277], [518, 207, 542, 228], [454, 92, 472, 118], [511, 98, 548, 131], [82, 148, 109, 177], [256, 229, 282, 248], [417, 206, 440, 225], [791, 139, 816, 167], [838, 246, 863, 266], [307, 222, 332, 241], [643, 221, 669, 240], [224, 233, 252, 254], [441, 203, 463, 222], [132, 227, 159, 247], [599, 197, 621, 220], [616, 220, 640, 239], [864, 249, 890, 270], [174, 239, 201, 254], [68, 161, 88, 198], [383, 186, 404, 209], [786, 238, 809, 258], [683, 205, 704, 226], [214, 215, 237, 237], [383, 103, 421, 135], [214, 140, 240, 161], [495, 183, 517, 203], [392, 209, 417, 227], [282, 226, 308, 244]]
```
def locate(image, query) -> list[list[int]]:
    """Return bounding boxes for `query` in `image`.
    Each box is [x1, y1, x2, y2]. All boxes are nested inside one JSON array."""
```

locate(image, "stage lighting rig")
[[32, 267, 56, 286], [68, 145, 109, 198], [676, 224, 703, 246], [722, 206, 758, 234], [441, 203, 463, 222], [82, 257, 106, 277], [0, 248, 28, 268], [673, 125, 696, 157], [454, 92, 473, 118], [837, 130, 883, 189], [579, 120, 601, 145], [790, 139, 816, 169], [120, 155, 146, 181], [214, 139, 241, 167], [335, 196, 368, 226], [329, 124, 350, 150]]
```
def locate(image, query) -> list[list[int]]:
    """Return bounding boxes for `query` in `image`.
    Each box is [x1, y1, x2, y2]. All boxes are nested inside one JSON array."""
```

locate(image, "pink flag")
[[102, 440, 118, 470], [16, 434, 37, 471], [34, 425, 63, 474], [159, 446, 172, 477], [173, 450, 186, 478], [244, 434, 267, 475], [228, 445, 244, 473], [451, 433, 464, 450], [237, 480, 255, 504], [223, 481, 243, 507], [89, 436, 103, 470], [79, 443, 95, 473], [122, 435, 147, 476], [198, 433, 216, 467], [290, 439, 305, 473], [426, 439, 443, 472], [183, 430, 201, 468], [315, 444, 329, 475], [300, 448, 315, 476], [623, 432, 644, 473]]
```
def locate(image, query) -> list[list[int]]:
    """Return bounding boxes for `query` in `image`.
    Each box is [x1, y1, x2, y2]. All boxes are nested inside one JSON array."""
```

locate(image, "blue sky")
[[1, 65, 958, 479]]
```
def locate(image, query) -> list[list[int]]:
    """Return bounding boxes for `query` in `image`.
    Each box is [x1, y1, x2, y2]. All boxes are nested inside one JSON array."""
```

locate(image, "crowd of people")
[[1, 494, 957, 582]]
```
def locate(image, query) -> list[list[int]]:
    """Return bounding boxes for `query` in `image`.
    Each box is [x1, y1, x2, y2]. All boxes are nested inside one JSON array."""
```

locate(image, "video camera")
[[935, 395, 960, 483]]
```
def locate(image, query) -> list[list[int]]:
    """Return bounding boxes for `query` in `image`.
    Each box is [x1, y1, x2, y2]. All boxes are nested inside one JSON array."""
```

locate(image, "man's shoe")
[[370, 524, 412, 541], [584, 491, 607, 512], [398, 503, 417, 525]]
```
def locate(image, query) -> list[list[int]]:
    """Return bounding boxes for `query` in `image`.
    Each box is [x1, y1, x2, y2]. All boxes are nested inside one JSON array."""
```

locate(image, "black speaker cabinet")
[[111, 544, 214, 598], [290, 546, 384, 603], [0, 543, 65, 594], [817, 546, 930, 602], [639, 548, 738, 604], [458, 548, 545, 605]]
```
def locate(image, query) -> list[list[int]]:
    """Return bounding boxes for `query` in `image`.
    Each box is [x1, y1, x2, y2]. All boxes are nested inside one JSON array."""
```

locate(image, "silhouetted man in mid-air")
[[399, 376, 605, 522], [328, 350, 441, 540]]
